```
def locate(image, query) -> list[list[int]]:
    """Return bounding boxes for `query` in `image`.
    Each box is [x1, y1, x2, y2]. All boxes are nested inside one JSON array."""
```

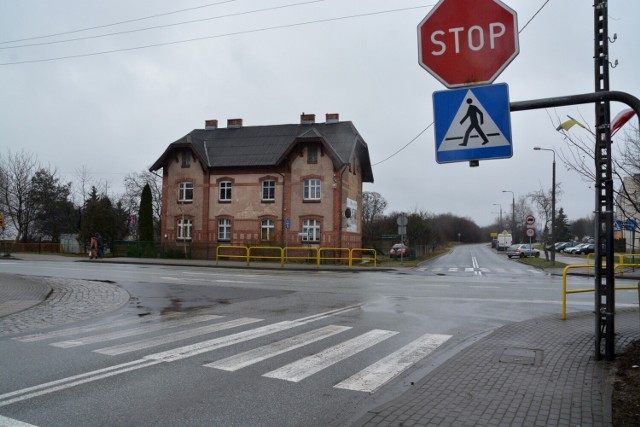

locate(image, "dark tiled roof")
[[150, 121, 373, 182]]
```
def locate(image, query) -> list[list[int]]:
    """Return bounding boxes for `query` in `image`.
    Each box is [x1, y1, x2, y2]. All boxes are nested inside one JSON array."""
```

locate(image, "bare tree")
[[529, 182, 563, 259], [0, 150, 39, 242], [552, 111, 640, 217]]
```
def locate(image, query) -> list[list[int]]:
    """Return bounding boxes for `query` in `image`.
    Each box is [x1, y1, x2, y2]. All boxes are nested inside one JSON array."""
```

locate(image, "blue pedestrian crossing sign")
[[433, 83, 513, 164]]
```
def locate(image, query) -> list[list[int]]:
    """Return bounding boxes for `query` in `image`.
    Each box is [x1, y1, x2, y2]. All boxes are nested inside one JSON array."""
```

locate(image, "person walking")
[[96, 233, 104, 259], [89, 234, 98, 260]]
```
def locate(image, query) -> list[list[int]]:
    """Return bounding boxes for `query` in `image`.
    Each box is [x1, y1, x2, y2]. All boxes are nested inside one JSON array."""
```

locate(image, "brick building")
[[149, 113, 374, 257]]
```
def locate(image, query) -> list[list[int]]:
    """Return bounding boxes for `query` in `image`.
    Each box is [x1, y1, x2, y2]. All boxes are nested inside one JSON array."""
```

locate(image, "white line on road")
[[50, 314, 221, 348], [94, 317, 263, 356], [0, 305, 360, 407], [205, 325, 351, 371], [334, 332, 451, 393], [0, 414, 39, 426], [145, 305, 360, 362], [13, 312, 186, 342], [0, 359, 160, 407], [262, 329, 398, 383]]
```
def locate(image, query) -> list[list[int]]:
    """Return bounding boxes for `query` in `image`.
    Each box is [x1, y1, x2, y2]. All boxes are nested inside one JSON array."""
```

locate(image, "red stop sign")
[[418, 0, 519, 88]]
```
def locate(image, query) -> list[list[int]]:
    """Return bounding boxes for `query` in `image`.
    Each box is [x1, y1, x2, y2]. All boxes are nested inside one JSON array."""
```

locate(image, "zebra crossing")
[[415, 266, 543, 275], [3, 306, 451, 406]]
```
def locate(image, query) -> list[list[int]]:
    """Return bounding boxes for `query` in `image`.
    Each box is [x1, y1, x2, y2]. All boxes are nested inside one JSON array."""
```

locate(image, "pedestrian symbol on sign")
[[459, 98, 489, 146]]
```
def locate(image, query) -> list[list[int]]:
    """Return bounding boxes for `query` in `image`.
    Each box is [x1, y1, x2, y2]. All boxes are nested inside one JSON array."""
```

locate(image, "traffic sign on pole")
[[417, 0, 519, 88], [433, 83, 512, 163]]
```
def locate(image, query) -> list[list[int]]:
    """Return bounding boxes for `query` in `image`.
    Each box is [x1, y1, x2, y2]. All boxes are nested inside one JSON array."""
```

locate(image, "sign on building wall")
[[346, 198, 358, 232]]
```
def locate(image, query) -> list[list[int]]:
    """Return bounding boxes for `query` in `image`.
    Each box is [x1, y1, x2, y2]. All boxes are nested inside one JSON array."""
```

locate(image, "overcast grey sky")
[[1, 0, 639, 227]]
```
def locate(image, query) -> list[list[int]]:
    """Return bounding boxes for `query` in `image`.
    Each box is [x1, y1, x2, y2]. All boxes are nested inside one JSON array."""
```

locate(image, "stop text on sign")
[[430, 23, 506, 55], [417, 0, 519, 88]]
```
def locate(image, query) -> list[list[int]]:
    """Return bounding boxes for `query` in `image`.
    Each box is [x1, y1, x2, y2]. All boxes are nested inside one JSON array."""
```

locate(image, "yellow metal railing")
[[561, 264, 640, 320], [216, 245, 377, 269]]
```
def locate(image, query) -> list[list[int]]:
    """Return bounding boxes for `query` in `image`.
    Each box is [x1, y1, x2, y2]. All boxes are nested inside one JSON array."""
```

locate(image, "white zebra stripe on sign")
[[334, 333, 451, 393], [205, 325, 351, 371], [50, 314, 222, 348], [263, 329, 398, 383], [94, 317, 263, 356]]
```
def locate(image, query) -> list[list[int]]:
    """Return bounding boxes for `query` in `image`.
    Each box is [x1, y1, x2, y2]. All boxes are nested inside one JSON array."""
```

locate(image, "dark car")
[[389, 243, 409, 258], [579, 243, 596, 254]]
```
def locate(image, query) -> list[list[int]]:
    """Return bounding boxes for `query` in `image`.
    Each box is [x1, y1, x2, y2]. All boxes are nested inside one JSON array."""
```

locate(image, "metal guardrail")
[[215, 245, 377, 269], [561, 263, 640, 320]]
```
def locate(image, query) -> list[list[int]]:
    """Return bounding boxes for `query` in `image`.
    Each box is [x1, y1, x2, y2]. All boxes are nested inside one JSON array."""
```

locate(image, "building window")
[[262, 180, 275, 201], [182, 151, 192, 167], [302, 219, 320, 242], [261, 219, 275, 241], [177, 218, 192, 240], [303, 179, 321, 201], [178, 182, 193, 203], [218, 218, 231, 241], [307, 145, 318, 164], [219, 181, 232, 202]]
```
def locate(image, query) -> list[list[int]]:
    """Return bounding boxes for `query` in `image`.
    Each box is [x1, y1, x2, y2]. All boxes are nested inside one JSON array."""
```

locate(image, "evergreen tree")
[[138, 184, 154, 242], [554, 207, 573, 242]]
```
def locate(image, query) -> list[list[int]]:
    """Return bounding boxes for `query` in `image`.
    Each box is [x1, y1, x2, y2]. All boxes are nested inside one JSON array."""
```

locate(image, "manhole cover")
[[497, 347, 543, 366]]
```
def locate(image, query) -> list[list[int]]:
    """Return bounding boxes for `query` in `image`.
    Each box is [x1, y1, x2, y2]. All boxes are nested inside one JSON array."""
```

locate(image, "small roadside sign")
[[525, 215, 535, 226]]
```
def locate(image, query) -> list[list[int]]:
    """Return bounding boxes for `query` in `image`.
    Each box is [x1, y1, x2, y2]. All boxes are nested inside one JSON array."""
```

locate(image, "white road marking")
[[50, 314, 221, 348], [472, 257, 483, 276], [0, 305, 360, 407], [0, 414, 39, 426], [13, 313, 185, 342], [0, 359, 161, 407], [205, 325, 351, 371], [94, 317, 263, 356], [144, 305, 360, 362], [448, 268, 458, 272], [334, 333, 451, 393], [263, 329, 398, 383]]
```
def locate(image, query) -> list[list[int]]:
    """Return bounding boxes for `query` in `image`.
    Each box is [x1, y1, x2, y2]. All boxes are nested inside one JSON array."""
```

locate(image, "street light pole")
[[502, 190, 515, 241], [534, 147, 556, 264], [493, 203, 502, 229]]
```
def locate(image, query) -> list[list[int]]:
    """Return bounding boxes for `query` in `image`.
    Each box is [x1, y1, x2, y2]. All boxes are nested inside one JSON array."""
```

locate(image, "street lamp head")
[[533, 147, 541, 150]]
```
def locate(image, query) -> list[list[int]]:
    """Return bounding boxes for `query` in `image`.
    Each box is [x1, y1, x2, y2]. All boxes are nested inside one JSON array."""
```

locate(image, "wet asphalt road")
[[1, 244, 634, 426]]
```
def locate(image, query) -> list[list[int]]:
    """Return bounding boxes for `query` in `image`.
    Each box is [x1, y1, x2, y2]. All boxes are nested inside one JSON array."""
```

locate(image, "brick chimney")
[[205, 119, 218, 129], [325, 113, 339, 124], [300, 113, 315, 125], [227, 118, 243, 128]]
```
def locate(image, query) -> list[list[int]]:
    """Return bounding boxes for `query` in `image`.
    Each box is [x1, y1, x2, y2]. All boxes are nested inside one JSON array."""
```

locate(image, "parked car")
[[507, 244, 541, 259], [565, 243, 588, 254], [389, 243, 409, 258], [559, 241, 581, 253], [578, 243, 596, 255]]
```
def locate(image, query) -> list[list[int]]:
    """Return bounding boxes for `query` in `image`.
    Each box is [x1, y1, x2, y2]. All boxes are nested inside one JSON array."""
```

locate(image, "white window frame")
[[219, 181, 232, 202], [177, 218, 192, 240], [303, 179, 321, 201], [261, 219, 275, 241], [218, 218, 231, 241], [302, 219, 320, 242], [178, 182, 193, 203], [262, 180, 276, 201]]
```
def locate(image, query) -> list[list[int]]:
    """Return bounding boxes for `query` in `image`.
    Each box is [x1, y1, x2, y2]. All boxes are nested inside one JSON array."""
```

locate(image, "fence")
[[561, 263, 640, 320], [216, 245, 377, 269], [0, 241, 62, 254]]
